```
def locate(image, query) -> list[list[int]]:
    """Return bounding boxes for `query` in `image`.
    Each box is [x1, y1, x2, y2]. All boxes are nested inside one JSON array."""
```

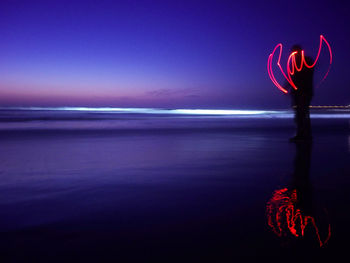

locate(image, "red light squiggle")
[[267, 35, 332, 93], [266, 188, 331, 247]]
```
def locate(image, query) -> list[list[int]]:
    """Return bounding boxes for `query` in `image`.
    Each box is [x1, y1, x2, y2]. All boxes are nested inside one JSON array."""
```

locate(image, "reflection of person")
[[292, 141, 312, 215], [266, 140, 331, 247], [288, 45, 314, 142]]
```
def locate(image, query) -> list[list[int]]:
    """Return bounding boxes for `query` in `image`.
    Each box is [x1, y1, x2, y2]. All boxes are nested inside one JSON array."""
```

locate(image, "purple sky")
[[0, 0, 349, 108]]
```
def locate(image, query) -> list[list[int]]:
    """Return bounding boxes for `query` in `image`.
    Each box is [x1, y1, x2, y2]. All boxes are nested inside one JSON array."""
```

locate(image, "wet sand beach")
[[0, 109, 349, 262]]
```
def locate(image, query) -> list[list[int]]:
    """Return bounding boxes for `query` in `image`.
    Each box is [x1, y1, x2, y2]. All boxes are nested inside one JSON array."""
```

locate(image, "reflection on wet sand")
[[266, 141, 331, 247]]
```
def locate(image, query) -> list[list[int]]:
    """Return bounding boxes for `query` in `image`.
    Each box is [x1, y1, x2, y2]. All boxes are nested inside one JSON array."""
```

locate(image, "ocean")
[[0, 107, 349, 262]]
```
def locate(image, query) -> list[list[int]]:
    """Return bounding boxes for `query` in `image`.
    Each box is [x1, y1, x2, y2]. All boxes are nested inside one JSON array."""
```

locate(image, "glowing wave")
[[0, 107, 349, 118], [0, 107, 278, 115]]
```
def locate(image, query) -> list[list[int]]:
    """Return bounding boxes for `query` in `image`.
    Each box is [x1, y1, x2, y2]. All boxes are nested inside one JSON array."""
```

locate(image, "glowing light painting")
[[267, 35, 332, 93], [266, 188, 331, 247]]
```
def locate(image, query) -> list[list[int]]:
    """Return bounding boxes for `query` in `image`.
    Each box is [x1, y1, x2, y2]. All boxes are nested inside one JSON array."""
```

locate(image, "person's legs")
[[291, 105, 312, 141], [295, 106, 304, 137], [303, 107, 312, 138]]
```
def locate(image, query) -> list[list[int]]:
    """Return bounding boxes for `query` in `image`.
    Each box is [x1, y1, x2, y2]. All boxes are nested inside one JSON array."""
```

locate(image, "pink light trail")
[[267, 35, 332, 94]]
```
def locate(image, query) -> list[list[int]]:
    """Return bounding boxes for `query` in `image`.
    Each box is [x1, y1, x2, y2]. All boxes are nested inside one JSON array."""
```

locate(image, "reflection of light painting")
[[266, 188, 331, 247], [267, 35, 332, 94]]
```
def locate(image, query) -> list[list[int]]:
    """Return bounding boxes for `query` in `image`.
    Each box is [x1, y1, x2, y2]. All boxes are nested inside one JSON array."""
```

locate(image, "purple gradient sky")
[[0, 0, 349, 108]]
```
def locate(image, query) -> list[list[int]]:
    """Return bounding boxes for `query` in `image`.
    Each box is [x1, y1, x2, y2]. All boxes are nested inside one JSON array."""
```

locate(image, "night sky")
[[0, 0, 349, 109]]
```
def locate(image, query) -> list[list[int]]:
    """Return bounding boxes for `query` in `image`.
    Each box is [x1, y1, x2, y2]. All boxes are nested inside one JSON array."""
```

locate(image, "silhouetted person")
[[288, 45, 314, 141]]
